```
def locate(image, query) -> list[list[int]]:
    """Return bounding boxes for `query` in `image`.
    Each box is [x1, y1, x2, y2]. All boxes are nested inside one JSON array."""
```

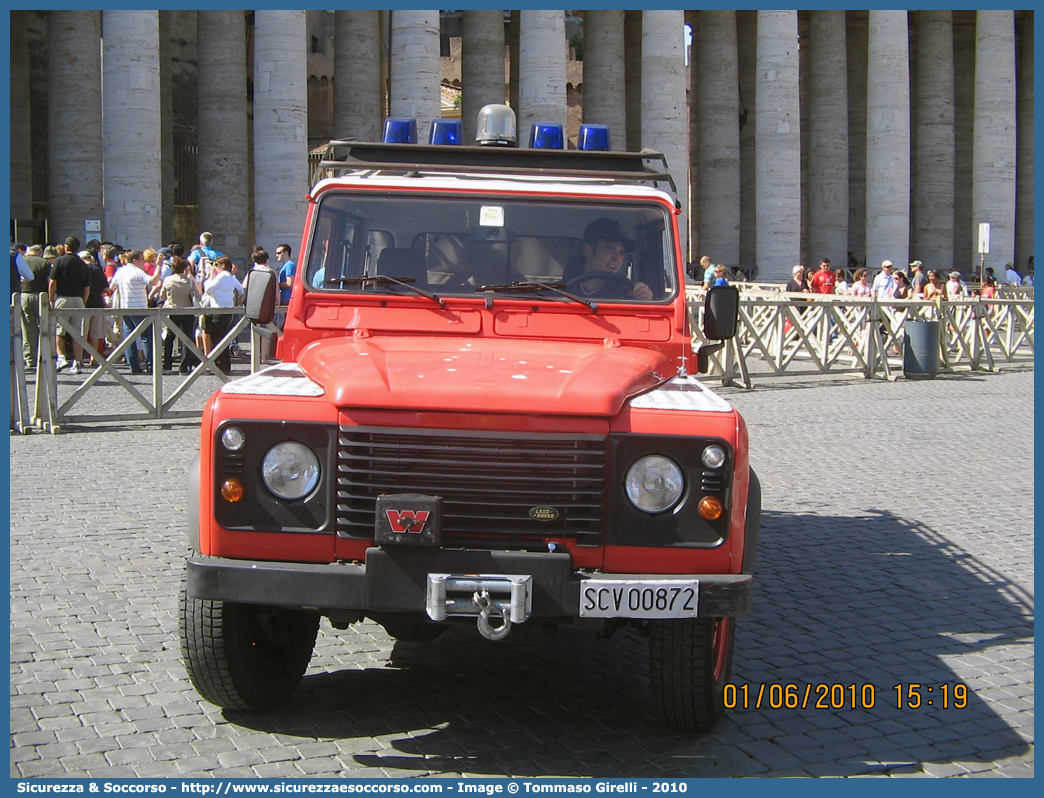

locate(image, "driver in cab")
[[577, 218, 654, 301]]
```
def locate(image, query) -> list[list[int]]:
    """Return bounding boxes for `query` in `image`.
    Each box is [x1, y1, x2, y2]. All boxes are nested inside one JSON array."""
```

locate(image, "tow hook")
[[426, 573, 533, 641], [473, 589, 511, 640]]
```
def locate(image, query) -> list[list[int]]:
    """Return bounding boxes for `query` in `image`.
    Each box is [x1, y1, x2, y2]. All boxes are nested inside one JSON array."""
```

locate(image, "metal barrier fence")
[[688, 288, 1034, 388], [10, 294, 33, 433], [9, 289, 1035, 432], [10, 295, 281, 433]]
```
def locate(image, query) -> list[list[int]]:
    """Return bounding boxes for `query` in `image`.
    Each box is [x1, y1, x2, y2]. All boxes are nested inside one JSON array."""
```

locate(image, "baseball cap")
[[881, 260, 893, 268], [77, 250, 93, 261], [582, 218, 635, 252], [949, 270, 961, 278], [910, 260, 923, 268]]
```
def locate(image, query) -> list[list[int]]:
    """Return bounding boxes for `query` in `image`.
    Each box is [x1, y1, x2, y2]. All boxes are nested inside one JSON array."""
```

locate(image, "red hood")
[[297, 335, 671, 416]]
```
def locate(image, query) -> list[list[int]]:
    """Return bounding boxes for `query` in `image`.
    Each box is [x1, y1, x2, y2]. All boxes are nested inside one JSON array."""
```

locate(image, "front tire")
[[179, 578, 319, 711], [649, 617, 736, 732]]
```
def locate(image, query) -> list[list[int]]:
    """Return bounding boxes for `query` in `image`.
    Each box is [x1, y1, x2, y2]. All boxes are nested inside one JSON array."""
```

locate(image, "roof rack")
[[313, 141, 678, 198]]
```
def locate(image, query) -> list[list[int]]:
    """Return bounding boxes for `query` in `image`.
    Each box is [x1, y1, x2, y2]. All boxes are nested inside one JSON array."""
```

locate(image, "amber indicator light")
[[698, 496, 724, 521], [221, 479, 245, 502]]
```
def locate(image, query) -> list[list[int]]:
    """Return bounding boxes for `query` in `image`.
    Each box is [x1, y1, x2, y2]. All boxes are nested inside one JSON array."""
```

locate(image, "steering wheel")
[[565, 271, 636, 297]]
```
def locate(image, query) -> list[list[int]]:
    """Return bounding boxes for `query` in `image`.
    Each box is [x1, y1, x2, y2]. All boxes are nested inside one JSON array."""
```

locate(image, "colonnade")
[[9, 10, 1033, 282]]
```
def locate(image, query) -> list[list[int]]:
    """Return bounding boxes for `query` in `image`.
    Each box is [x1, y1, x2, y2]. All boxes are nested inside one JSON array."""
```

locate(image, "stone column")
[[1015, 11, 1033, 270], [389, 10, 441, 142], [798, 12, 810, 267], [687, 12, 699, 257], [10, 11, 33, 221], [583, 10, 627, 147], [334, 10, 382, 142], [158, 12, 175, 244], [461, 10, 506, 144], [755, 10, 801, 282], [912, 11, 955, 272], [737, 11, 757, 266], [380, 11, 391, 121], [624, 11, 643, 152], [198, 11, 250, 256], [807, 11, 849, 269], [952, 12, 976, 271], [846, 11, 868, 269], [697, 11, 741, 265], [642, 10, 689, 258], [865, 10, 910, 273], [50, 10, 104, 243], [102, 11, 161, 248], [168, 11, 199, 246], [507, 11, 520, 115], [519, 10, 567, 144], [253, 10, 308, 253], [972, 10, 1017, 277]]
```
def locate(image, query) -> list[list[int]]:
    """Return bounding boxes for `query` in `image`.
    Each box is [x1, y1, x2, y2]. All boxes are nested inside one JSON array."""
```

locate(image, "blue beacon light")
[[577, 124, 611, 151], [429, 118, 463, 145], [529, 122, 565, 149], [382, 117, 417, 144]]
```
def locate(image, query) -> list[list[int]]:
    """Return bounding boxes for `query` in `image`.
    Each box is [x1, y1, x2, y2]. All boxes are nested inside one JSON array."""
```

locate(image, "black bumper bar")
[[185, 548, 753, 618]]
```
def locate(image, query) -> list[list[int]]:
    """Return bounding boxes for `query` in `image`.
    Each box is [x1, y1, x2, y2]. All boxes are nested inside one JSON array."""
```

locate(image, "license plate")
[[578, 579, 699, 619]]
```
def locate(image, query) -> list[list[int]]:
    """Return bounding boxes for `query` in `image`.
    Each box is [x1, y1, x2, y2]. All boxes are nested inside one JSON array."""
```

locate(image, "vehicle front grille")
[[337, 426, 607, 548]]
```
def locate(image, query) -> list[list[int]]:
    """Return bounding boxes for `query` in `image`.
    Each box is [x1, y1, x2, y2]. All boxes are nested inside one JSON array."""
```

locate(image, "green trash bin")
[[903, 320, 940, 379]]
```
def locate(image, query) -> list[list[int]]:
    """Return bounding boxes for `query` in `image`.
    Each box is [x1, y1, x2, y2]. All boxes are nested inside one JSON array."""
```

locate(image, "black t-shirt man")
[[50, 253, 89, 298]]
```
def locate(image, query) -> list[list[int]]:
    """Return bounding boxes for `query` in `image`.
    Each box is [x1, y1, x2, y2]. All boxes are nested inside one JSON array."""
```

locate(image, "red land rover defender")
[[181, 108, 759, 732]]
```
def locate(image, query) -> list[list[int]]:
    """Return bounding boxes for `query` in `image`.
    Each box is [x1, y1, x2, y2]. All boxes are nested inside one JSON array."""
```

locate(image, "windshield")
[[304, 192, 677, 303]]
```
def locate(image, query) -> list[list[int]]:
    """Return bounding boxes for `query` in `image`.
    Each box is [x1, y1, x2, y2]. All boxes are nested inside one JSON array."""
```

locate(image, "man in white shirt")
[[946, 270, 968, 300], [872, 260, 896, 299], [109, 250, 153, 373], [1004, 263, 1023, 286], [202, 256, 243, 375]]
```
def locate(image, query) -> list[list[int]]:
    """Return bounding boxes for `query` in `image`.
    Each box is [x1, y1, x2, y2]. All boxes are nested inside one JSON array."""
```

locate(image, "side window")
[[306, 214, 335, 289], [628, 220, 672, 300], [307, 211, 364, 290]]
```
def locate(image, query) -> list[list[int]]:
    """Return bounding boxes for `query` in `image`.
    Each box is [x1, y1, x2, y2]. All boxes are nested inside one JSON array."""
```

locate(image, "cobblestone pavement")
[[10, 367, 1033, 778]]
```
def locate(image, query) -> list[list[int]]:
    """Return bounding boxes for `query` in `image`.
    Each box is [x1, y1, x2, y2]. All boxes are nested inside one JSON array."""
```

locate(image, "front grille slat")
[[339, 467, 605, 486], [337, 426, 607, 549]]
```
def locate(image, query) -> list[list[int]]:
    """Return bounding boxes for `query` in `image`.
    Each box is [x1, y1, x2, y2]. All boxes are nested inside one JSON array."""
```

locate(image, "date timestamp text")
[[723, 683, 969, 710]]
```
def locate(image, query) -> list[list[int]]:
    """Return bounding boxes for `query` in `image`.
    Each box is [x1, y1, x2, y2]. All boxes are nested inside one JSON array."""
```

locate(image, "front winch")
[[426, 574, 533, 640]]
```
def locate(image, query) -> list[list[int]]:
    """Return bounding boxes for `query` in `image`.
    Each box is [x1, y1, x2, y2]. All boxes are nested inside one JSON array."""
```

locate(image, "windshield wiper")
[[334, 274, 445, 308], [478, 281, 597, 312]]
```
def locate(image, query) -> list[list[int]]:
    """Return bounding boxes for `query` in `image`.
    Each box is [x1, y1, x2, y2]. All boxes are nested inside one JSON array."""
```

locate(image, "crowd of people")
[[694, 253, 1033, 301], [11, 232, 297, 376], [13, 233, 1031, 376]]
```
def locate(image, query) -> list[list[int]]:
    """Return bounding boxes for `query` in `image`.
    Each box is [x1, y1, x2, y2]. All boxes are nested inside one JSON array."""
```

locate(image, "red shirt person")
[[809, 259, 837, 294]]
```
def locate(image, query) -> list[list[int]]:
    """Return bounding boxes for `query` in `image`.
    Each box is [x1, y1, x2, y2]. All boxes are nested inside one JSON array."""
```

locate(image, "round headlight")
[[625, 455, 685, 513], [261, 442, 320, 500], [702, 445, 727, 469], [221, 426, 245, 451]]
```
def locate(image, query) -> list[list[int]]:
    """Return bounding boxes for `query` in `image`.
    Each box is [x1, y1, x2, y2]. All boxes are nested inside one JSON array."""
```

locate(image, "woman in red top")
[[980, 276, 998, 299]]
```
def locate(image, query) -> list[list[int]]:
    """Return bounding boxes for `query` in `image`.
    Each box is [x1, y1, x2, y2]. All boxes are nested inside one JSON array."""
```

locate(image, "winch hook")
[[473, 589, 511, 641]]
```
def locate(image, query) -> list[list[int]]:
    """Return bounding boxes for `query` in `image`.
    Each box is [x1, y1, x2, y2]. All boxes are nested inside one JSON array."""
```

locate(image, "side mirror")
[[244, 268, 277, 325], [702, 284, 739, 340]]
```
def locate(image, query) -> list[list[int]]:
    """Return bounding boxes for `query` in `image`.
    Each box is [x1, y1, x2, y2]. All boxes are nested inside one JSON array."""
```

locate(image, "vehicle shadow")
[[227, 509, 1032, 777]]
